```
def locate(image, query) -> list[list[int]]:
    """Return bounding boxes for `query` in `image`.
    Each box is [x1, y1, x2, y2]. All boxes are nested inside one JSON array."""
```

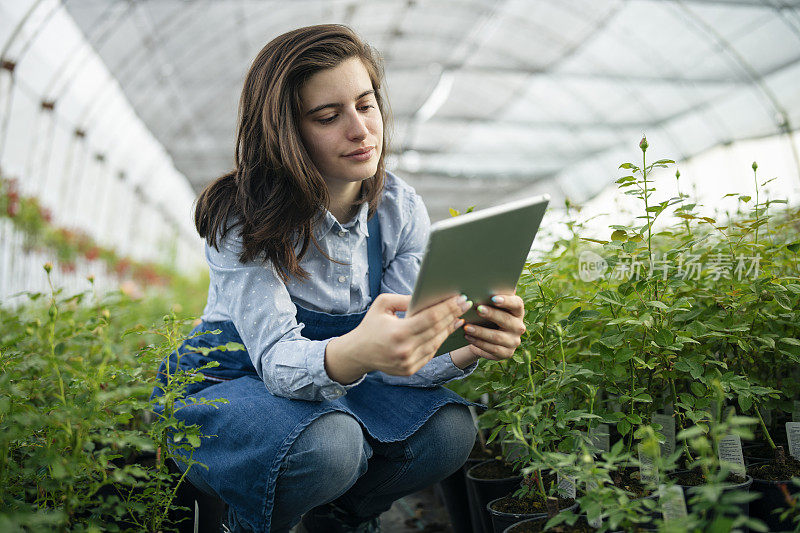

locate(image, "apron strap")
[[367, 213, 382, 298]]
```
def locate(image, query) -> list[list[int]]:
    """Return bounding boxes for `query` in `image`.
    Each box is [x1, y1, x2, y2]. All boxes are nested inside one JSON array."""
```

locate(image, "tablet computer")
[[407, 194, 550, 356]]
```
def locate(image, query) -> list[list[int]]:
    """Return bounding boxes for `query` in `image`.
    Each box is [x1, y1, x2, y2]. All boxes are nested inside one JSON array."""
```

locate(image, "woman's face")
[[299, 57, 383, 193]]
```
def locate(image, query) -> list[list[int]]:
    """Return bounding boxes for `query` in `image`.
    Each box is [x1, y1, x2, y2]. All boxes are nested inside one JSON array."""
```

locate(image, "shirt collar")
[[313, 201, 370, 241]]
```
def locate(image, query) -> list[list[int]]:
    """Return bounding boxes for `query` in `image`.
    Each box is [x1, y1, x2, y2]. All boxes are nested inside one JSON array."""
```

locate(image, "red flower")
[[114, 259, 131, 276], [6, 198, 18, 217], [59, 261, 76, 273], [85, 246, 100, 261]]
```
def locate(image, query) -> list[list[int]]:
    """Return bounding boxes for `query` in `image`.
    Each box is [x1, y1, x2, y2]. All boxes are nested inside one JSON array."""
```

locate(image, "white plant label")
[[787, 422, 800, 460], [557, 473, 576, 499], [589, 424, 610, 453], [585, 480, 601, 527], [652, 414, 675, 459], [793, 401, 800, 422], [638, 443, 659, 484], [658, 484, 688, 521], [717, 434, 746, 475]]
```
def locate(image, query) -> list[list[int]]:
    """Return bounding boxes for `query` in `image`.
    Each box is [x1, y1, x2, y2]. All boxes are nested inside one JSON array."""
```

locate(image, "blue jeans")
[[184, 403, 476, 532]]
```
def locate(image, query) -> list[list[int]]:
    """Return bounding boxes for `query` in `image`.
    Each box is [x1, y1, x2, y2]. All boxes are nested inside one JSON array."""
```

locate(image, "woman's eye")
[[359, 104, 375, 112], [317, 115, 337, 125]]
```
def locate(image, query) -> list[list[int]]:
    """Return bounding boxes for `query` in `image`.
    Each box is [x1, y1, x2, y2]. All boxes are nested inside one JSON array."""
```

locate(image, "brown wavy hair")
[[194, 24, 388, 282]]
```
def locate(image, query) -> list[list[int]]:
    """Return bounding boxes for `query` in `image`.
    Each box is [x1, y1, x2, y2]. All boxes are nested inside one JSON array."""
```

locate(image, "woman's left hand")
[[462, 292, 526, 361]]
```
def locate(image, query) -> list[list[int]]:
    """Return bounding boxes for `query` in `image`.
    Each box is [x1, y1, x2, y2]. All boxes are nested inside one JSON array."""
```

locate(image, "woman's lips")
[[343, 147, 374, 162]]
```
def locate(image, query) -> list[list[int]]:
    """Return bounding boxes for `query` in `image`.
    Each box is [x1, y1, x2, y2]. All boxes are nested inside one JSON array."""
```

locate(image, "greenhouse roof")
[[61, 0, 800, 220]]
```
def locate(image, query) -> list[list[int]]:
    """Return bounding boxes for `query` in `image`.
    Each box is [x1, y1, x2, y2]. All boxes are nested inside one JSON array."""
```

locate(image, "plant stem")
[[753, 165, 759, 245], [669, 377, 694, 462], [754, 404, 776, 450], [641, 149, 656, 301]]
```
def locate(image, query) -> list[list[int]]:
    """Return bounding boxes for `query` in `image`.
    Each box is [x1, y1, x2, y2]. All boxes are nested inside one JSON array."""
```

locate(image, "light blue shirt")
[[201, 172, 478, 401]]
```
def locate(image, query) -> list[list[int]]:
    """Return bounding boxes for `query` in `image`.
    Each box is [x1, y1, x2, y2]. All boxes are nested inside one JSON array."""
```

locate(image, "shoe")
[[299, 501, 381, 533]]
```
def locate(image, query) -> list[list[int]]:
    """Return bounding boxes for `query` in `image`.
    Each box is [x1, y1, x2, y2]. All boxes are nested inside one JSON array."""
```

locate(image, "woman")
[[152, 24, 526, 533]]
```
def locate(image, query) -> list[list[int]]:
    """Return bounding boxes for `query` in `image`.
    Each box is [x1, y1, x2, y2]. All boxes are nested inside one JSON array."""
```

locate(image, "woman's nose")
[[346, 110, 369, 140]]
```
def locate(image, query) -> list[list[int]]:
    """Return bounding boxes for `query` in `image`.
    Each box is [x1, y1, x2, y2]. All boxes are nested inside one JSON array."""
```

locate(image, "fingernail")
[[477, 305, 487, 315], [464, 325, 475, 333], [460, 299, 473, 312], [491, 296, 504, 304], [457, 294, 468, 303], [453, 318, 464, 329]]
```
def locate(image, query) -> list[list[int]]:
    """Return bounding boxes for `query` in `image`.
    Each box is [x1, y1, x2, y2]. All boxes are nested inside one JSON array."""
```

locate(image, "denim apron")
[[152, 214, 478, 532]]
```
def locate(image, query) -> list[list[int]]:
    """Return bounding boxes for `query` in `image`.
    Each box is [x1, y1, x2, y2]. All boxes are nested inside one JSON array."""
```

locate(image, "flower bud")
[[752, 161, 758, 171], [675, 169, 680, 179], [639, 135, 648, 152], [87, 275, 95, 284], [43, 262, 53, 273]]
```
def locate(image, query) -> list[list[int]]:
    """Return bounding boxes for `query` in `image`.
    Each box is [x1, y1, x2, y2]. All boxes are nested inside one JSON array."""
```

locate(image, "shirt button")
[[330, 390, 343, 399], [338, 230, 347, 237], [338, 275, 347, 283]]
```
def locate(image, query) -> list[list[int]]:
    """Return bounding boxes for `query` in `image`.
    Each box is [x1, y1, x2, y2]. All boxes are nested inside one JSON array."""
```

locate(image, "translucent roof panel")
[[54, 0, 800, 221]]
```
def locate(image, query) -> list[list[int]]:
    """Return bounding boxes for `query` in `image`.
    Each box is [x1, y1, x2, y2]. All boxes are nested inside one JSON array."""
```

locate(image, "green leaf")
[[647, 301, 669, 310], [618, 419, 631, 436], [781, 338, 800, 347], [581, 238, 609, 244], [690, 382, 705, 397], [738, 395, 753, 413], [611, 230, 627, 241], [187, 434, 201, 448]]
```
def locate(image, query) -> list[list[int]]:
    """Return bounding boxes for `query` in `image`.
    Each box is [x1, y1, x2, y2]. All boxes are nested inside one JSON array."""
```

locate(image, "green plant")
[[0, 264, 220, 531]]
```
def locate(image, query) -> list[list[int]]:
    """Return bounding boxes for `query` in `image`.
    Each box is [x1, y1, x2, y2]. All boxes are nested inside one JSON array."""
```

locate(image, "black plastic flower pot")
[[464, 457, 490, 533], [466, 460, 523, 533], [487, 496, 577, 533], [670, 471, 753, 520], [436, 464, 475, 533], [502, 514, 644, 533], [748, 476, 795, 532]]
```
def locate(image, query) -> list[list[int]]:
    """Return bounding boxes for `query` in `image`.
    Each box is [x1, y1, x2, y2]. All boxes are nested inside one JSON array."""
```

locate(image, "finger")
[[375, 293, 411, 314], [407, 294, 471, 336], [411, 309, 467, 363], [475, 304, 526, 337], [464, 335, 514, 361], [489, 294, 525, 318], [463, 322, 519, 350], [471, 345, 503, 361]]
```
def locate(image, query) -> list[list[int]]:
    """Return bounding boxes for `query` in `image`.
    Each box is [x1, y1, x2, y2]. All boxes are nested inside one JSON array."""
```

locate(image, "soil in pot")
[[609, 466, 659, 528], [669, 468, 753, 519], [747, 446, 800, 532], [611, 466, 651, 500], [470, 438, 500, 462], [744, 439, 788, 464], [489, 494, 576, 533], [467, 460, 523, 533]]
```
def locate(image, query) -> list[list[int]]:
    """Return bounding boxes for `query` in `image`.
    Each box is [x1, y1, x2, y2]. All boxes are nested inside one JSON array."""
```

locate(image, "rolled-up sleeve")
[[207, 235, 365, 401], [377, 192, 479, 387]]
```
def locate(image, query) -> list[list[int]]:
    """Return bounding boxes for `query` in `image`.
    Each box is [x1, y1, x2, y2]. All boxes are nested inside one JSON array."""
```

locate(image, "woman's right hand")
[[324, 293, 472, 384]]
